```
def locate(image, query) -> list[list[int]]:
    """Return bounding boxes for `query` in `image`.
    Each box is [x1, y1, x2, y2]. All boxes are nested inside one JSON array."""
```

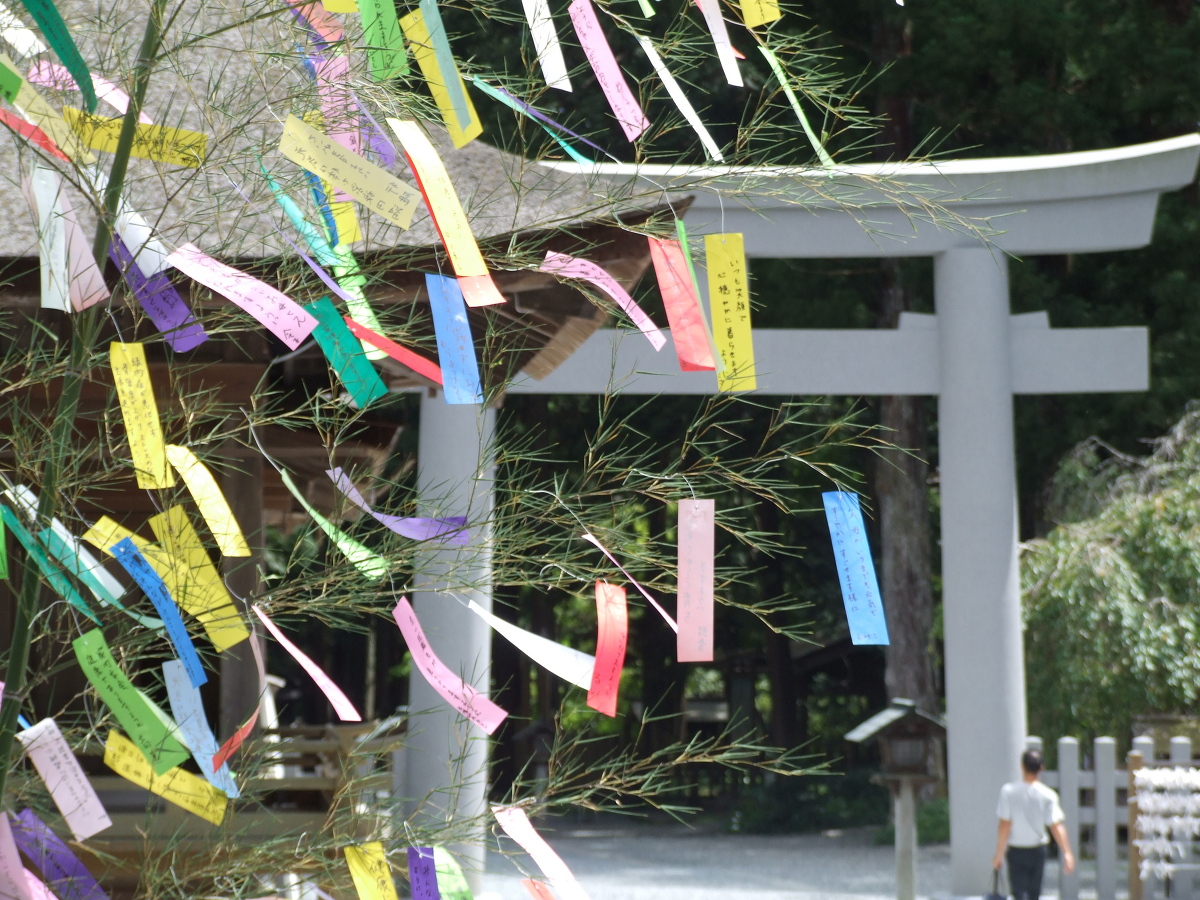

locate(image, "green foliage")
[[731, 769, 890, 834], [874, 797, 950, 846]]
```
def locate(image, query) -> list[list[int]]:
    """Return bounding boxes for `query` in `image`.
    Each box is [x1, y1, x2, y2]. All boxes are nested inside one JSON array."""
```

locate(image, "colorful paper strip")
[[0, 504, 97, 623], [676, 498, 714, 662], [13, 0, 96, 110], [327, 467, 469, 544], [739, 0, 779, 28], [586, 581, 626, 717], [164, 445, 249, 557], [345, 317, 444, 385], [633, 35, 723, 161], [15, 718, 111, 840], [212, 706, 258, 772], [345, 843, 399, 900], [520, 0, 571, 91], [541, 251, 665, 351], [757, 46, 834, 167], [648, 238, 715, 371], [567, 0, 649, 142], [694, 0, 742, 86], [468, 599, 594, 690], [822, 491, 889, 646], [63, 109, 206, 166], [253, 605, 362, 721], [398, 6, 482, 148], [492, 807, 590, 900], [305, 297, 389, 408], [704, 232, 756, 391], [281, 469, 389, 579], [162, 660, 240, 797], [357, 0, 408, 80], [110, 235, 207, 351], [0, 817, 33, 900], [581, 531, 677, 632], [102, 730, 227, 824], [9, 809, 107, 900], [425, 273, 483, 404], [109, 341, 173, 489], [407, 848, 441, 900]]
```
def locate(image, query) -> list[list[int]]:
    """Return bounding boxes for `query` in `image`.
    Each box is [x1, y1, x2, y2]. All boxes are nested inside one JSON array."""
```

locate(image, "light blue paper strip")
[[39, 529, 164, 630], [0, 505, 98, 624], [262, 168, 341, 269], [162, 660, 240, 798], [418, 0, 471, 130], [425, 273, 483, 404], [822, 491, 889, 646], [111, 538, 208, 688], [468, 76, 593, 164]]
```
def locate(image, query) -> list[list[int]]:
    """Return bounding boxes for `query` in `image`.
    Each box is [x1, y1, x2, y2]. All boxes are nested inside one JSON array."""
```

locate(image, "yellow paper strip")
[[398, 8, 482, 148], [280, 114, 419, 229], [739, 0, 780, 28], [323, 0, 357, 10], [704, 233, 757, 392], [109, 342, 174, 489], [62, 108, 207, 167], [0, 54, 95, 163], [165, 445, 250, 557], [103, 730, 226, 825], [330, 199, 362, 244], [345, 842, 400, 900]]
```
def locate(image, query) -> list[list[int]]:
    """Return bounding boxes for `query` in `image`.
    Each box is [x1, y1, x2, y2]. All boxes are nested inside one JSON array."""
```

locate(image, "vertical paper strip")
[[407, 848, 441, 900], [425, 273, 483, 404], [162, 660, 240, 797], [109, 235, 207, 351], [345, 843, 399, 900], [520, 0, 571, 91], [586, 581, 626, 717], [109, 342, 174, 488], [567, 0, 648, 142], [398, 7, 482, 148], [0, 817, 33, 900], [522, 881, 557, 900], [13, 0, 96, 110], [540, 252, 665, 351], [493, 807, 590, 900], [9, 809, 107, 900], [391, 596, 508, 733], [211, 706, 258, 771], [314, 54, 360, 165], [632, 35, 723, 162], [305, 297, 389, 408], [676, 499, 714, 662], [102, 731, 227, 824], [26, 166, 66, 311], [387, 118, 506, 308], [694, 0, 742, 86], [15, 719, 112, 840], [357, 0, 409, 80], [739, 0, 779, 28], [648, 238, 714, 371], [417, 0, 470, 127], [253, 605, 363, 721], [163, 445, 250, 557], [822, 491, 889, 646], [704, 233, 756, 392], [59, 185, 109, 311], [433, 848, 472, 900]]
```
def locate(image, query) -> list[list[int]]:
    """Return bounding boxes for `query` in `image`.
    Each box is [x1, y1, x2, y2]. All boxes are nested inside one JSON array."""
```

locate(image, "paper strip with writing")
[[13, 0, 95, 110], [397, 7, 482, 148], [567, 0, 648, 141], [433, 848, 471, 900], [305, 297, 389, 408], [0, 505, 97, 623], [72, 629, 190, 774], [345, 842, 399, 900], [253, 605, 363, 721], [407, 848, 440, 900], [705, 232, 756, 391], [425, 273, 483, 404], [633, 35, 723, 161], [468, 599, 594, 690], [63, 108, 205, 166], [280, 469, 389, 579], [0, 2, 43, 55], [357, 0, 408, 80], [392, 596, 507, 733], [520, 0, 570, 90], [9, 809, 107, 900], [345, 317, 444, 385], [109, 235, 207, 351], [738, 0, 779, 28], [166, 242, 318, 350], [581, 531, 677, 632], [676, 498, 714, 662], [162, 660, 239, 797], [211, 706, 258, 772], [326, 467, 469, 544], [103, 730, 227, 824], [15, 719, 111, 840], [279, 113, 420, 229], [541, 251, 665, 351], [694, 0, 741, 86], [586, 582, 626, 716], [164, 445, 249, 557], [387, 118, 506, 308], [648, 238, 714, 371], [822, 491, 889, 645], [109, 341, 174, 489], [757, 46, 833, 167], [493, 807, 591, 900], [418, 0, 470, 126], [0, 817, 32, 900]]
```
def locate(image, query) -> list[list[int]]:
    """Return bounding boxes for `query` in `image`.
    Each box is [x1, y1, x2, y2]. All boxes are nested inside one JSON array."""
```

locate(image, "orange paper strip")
[[212, 706, 259, 772], [586, 581, 627, 717], [676, 499, 714, 662], [648, 238, 714, 371]]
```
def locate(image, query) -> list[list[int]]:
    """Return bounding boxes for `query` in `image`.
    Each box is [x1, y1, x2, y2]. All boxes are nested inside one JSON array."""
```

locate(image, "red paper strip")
[[648, 238, 714, 371], [522, 881, 557, 900], [586, 581, 627, 717], [344, 316, 444, 385], [212, 706, 259, 772], [0, 109, 69, 161], [676, 499, 715, 662], [582, 532, 677, 632]]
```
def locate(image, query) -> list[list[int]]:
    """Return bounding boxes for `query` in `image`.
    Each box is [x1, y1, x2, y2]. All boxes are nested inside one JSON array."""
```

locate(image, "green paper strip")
[[137, 687, 191, 750], [358, 0, 409, 80], [39, 528, 164, 630], [72, 629, 191, 775], [0, 505, 98, 624], [16, 0, 97, 112], [329, 244, 388, 355], [468, 76, 592, 164], [434, 847, 473, 900], [635, 0, 654, 16], [674, 219, 724, 373], [0, 57, 21, 103], [417, 0, 469, 129], [280, 470, 389, 580], [758, 46, 834, 168], [0, 505, 6, 580], [305, 297, 389, 409]]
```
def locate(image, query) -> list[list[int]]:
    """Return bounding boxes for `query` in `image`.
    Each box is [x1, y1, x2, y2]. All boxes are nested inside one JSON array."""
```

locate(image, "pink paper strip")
[[391, 597, 507, 734], [61, 190, 110, 311], [566, 0, 649, 142], [167, 244, 318, 350], [493, 807, 590, 900], [292, 0, 345, 47], [540, 251, 665, 351], [0, 818, 33, 900], [648, 238, 714, 371], [252, 606, 362, 721], [24, 870, 57, 900], [314, 55, 359, 201], [586, 582, 626, 717], [582, 532, 677, 632], [522, 881, 557, 900], [676, 499, 714, 662], [27, 62, 154, 124]]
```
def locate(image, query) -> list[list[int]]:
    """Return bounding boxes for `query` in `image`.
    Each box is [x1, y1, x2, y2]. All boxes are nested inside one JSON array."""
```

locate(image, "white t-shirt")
[[997, 780, 1065, 847]]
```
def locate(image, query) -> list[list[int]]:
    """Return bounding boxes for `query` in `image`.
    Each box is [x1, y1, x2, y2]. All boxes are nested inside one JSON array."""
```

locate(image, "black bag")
[[985, 868, 1008, 900]]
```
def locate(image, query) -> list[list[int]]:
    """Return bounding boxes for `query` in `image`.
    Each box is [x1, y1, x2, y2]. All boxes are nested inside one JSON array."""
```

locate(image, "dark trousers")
[[1007, 844, 1048, 900]]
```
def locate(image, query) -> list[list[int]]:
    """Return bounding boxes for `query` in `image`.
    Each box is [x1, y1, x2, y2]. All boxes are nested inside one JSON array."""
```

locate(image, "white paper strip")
[[87, 166, 171, 275], [695, 0, 741, 87], [27, 166, 67, 312], [0, 2, 45, 57], [467, 599, 594, 690], [634, 35, 723, 162], [16, 718, 112, 841], [163, 660, 240, 798], [520, 0, 572, 91], [493, 806, 591, 900]]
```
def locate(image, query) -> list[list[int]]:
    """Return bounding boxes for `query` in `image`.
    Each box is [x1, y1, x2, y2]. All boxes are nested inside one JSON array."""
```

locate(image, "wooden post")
[[1129, 750, 1144, 900], [896, 777, 917, 900], [1096, 737, 1117, 900], [1059, 737, 1080, 900]]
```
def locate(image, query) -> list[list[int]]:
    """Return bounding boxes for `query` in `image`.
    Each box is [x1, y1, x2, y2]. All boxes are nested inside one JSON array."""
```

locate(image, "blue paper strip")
[[0, 505, 98, 624], [407, 847, 442, 900], [822, 491, 889, 646], [425, 273, 483, 404], [110, 538, 208, 687], [162, 660, 240, 797], [10, 808, 109, 900]]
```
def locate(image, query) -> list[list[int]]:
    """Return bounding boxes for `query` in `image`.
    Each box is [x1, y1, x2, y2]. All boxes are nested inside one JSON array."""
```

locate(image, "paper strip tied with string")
[[541, 251, 665, 350], [344, 843, 399, 900], [388, 118, 506, 308], [586, 581, 627, 717], [493, 806, 591, 900], [327, 466, 469, 544], [567, 0, 649, 142], [676, 498, 714, 661], [705, 232, 756, 391], [822, 491, 889, 646], [109, 341, 174, 489], [633, 35, 724, 162], [24, 164, 109, 312], [103, 731, 227, 824], [582, 531, 677, 632], [407, 848, 440, 900], [398, 1, 482, 148], [253, 605, 363, 721], [648, 237, 715, 371], [694, 0, 741, 86]]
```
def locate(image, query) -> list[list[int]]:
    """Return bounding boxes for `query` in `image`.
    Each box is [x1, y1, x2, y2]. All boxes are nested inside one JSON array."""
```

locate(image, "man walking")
[[993, 749, 1076, 900]]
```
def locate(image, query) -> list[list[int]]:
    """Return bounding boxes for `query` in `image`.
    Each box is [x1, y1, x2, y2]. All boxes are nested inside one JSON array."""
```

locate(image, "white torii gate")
[[403, 134, 1200, 894]]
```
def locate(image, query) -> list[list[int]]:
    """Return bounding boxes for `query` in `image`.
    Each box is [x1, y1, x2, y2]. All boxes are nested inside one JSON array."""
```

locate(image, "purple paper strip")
[[10, 810, 108, 900], [351, 91, 398, 169], [486, 81, 611, 158], [407, 847, 442, 900], [110, 235, 208, 352], [326, 467, 469, 544]]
